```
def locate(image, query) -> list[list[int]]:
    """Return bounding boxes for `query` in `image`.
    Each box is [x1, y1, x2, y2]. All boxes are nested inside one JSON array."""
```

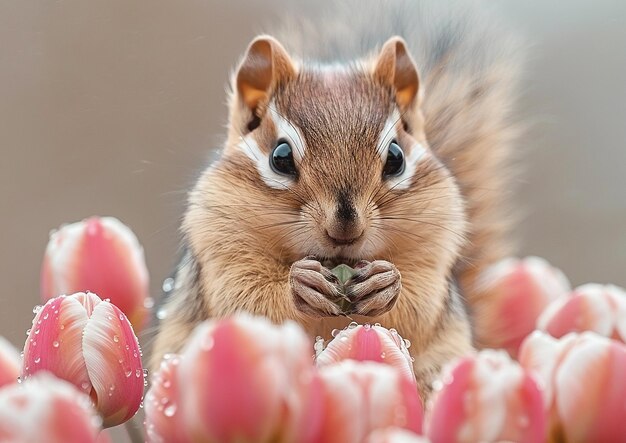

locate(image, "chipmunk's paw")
[[289, 257, 344, 317], [346, 260, 401, 317]]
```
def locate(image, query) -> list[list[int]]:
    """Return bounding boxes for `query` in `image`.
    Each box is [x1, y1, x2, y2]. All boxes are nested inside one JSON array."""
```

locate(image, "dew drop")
[[380, 351, 386, 359], [107, 315, 113, 321], [164, 404, 177, 417], [156, 308, 168, 320], [104, 298, 111, 303], [81, 381, 90, 390], [43, 313, 49, 320], [32, 305, 42, 314], [34, 329, 40, 335], [363, 323, 371, 330], [17, 376, 21, 384], [136, 369, 142, 378], [119, 314, 125, 321], [348, 321, 358, 329], [52, 341, 59, 348], [139, 401, 144, 409], [314, 336, 325, 356], [59, 324, 65, 330], [374, 322, 381, 327], [26, 329, 31, 336], [144, 297, 155, 309], [162, 277, 175, 293], [331, 329, 340, 338], [404, 339, 411, 349], [125, 370, 133, 378], [113, 335, 119, 343], [31, 341, 37, 347]]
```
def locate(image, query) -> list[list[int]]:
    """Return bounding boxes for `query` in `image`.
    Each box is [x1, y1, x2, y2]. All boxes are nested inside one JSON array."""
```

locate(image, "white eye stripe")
[[237, 134, 293, 190], [377, 110, 401, 160]]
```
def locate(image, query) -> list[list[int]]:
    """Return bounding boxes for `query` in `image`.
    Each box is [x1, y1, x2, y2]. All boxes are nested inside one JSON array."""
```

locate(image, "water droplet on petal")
[[143, 369, 149, 377], [348, 321, 358, 329], [157, 308, 168, 320], [113, 335, 119, 343], [164, 404, 177, 417], [125, 370, 133, 378], [52, 341, 59, 348], [380, 352, 386, 359], [139, 401, 144, 409], [364, 323, 371, 330], [162, 277, 175, 293], [374, 322, 381, 327], [404, 339, 411, 349], [43, 312, 49, 320], [34, 329, 40, 335], [135, 369, 142, 378], [59, 324, 65, 330], [26, 329, 31, 336], [331, 329, 340, 338], [32, 305, 42, 314], [81, 381, 90, 390]]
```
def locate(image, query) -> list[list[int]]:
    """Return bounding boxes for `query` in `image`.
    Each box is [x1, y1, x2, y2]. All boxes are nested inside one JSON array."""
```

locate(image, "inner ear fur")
[[235, 35, 296, 115], [373, 37, 420, 109]]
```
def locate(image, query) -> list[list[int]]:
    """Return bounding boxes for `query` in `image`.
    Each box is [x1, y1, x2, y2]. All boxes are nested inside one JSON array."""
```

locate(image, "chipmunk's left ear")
[[374, 37, 419, 109]]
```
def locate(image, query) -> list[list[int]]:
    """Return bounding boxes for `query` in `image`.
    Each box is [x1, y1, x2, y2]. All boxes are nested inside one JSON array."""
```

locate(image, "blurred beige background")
[[1, 0, 625, 352]]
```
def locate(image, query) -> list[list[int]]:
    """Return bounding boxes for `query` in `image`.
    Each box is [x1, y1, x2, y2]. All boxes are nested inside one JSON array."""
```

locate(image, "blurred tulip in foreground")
[[22, 292, 144, 427], [317, 360, 423, 443], [146, 315, 323, 443], [0, 373, 101, 442], [426, 350, 545, 443], [366, 428, 431, 443], [144, 354, 184, 443], [316, 323, 415, 380], [538, 283, 626, 342], [0, 337, 20, 389], [519, 331, 626, 443], [471, 256, 570, 356], [41, 216, 149, 330]]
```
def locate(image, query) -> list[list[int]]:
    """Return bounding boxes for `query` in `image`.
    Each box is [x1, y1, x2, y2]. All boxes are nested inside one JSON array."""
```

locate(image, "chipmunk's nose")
[[325, 190, 364, 246]]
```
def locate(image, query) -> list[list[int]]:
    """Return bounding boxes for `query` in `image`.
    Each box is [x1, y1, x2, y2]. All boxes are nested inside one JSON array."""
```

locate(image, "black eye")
[[383, 141, 405, 177], [270, 141, 297, 176]]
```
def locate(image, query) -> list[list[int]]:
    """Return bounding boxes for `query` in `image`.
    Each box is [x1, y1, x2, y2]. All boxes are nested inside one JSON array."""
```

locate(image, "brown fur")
[[151, 0, 522, 394]]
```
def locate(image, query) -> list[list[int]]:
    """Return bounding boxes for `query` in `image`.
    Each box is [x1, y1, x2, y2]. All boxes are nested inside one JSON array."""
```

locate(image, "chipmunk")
[[151, 0, 522, 395]]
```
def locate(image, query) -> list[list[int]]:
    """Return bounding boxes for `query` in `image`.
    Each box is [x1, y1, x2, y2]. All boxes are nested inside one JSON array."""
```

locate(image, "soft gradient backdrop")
[[1, 0, 625, 352]]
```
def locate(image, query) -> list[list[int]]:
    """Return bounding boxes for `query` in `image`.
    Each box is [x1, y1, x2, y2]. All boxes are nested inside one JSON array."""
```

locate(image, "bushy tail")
[[278, 0, 524, 315]]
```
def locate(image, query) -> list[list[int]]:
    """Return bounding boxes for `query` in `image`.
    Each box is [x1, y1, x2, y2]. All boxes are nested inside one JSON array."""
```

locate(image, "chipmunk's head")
[[196, 35, 466, 268]]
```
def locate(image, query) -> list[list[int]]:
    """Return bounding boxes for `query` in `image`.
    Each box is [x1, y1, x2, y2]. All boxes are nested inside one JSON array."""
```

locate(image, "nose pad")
[[325, 196, 364, 245]]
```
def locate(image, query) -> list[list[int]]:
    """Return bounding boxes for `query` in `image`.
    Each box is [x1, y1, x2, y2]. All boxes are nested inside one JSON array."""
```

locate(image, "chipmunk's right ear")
[[235, 36, 296, 114]]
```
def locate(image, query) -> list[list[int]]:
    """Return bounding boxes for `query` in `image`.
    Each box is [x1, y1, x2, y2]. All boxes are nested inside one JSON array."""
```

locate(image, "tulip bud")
[[316, 323, 415, 380], [317, 361, 423, 443], [146, 315, 323, 443], [0, 337, 20, 389], [42, 216, 149, 330], [0, 373, 101, 442], [538, 283, 626, 343], [471, 256, 570, 356], [426, 350, 546, 443], [22, 292, 144, 427], [519, 331, 626, 442], [144, 354, 184, 443], [365, 428, 431, 443]]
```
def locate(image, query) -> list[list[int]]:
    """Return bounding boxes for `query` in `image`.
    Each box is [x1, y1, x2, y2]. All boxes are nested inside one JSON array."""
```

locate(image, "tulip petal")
[[83, 301, 144, 427], [316, 325, 415, 380], [554, 333, 626, 442], [366, 428, 431, 443], [22, 295, 93, 394], [0, 373, 101, 443], [144, 354, 185, 443], [0, 337, 20, 389]]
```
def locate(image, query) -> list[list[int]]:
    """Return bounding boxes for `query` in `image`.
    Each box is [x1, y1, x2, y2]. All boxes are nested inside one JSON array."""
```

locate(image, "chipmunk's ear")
[[374, 37, 419, 109], [236, 35, 296, 113]]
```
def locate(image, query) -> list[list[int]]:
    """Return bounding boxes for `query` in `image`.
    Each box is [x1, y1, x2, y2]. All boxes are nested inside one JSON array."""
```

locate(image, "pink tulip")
[[0, 372, 101, 442], [317, 361, 423, 443], [22, 292, 144, 427], [0, 337, 20, 389], [41, 216, 149, 330], [519, 331, 626, 442], [145, 315, 323, 443], [144, 354, 184, 443], [471, 256, 570, 356], [426, 350, 546, 443], [316, 323, 415, 380], [366, 428, 431, 443], [538, 283, 626, 342]]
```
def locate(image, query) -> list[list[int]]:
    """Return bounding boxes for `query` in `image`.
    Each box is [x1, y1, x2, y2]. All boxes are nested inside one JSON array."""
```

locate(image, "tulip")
[[538, 283, 626, 343], [519, 331, 626, 442], [22, 292, 144, 427], [426, 350, 546, 443], [316, 323, 415, 380], [146, 315, 323, 443], [471, 256, 570, 356], [317, 361, 423, 443], [144, 354, 184, 443], [0, 337, 20, 389], [0, 372, 101, 443], [41, 216, 149, 330], [365, 428, 431, 443]]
